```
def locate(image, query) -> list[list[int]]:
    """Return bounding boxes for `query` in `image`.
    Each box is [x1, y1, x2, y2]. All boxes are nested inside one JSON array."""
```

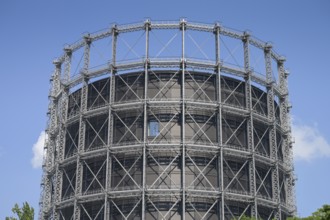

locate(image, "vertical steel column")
[[142, 19, 150, 220], [41, 61, 62, 220], [243, 32, 257, 218], [180, 18, 186, 220], [278, 58, 295, 214], [104, 66, 115, 220], [54, 48, 71, 220], [215, 23, 224, 220], [104, 26, 117, 219], [73, 35, 91, 220], [265, 44, 280, 219], [106, 24, 118, 219]]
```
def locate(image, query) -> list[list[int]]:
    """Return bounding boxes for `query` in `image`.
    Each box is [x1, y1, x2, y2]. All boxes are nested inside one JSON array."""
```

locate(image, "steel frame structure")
[[40, 19, 296, 220]]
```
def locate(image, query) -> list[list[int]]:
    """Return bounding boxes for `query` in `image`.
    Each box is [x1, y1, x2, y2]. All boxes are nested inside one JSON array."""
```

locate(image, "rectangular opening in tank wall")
[[148, 121, 159, 137]]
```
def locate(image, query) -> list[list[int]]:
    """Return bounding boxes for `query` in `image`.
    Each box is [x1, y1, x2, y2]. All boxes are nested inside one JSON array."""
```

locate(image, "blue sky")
[[0, 0, 329, 218]]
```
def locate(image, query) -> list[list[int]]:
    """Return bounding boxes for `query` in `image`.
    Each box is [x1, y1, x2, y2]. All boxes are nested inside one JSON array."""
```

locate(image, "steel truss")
[[40, 19, 295, 220]]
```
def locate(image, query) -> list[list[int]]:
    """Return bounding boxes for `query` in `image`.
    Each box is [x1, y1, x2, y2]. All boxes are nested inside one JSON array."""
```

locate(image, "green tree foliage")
[[240, 216, 257, 220], [287, 204, 330, 220], [5, 202, 34, 220]]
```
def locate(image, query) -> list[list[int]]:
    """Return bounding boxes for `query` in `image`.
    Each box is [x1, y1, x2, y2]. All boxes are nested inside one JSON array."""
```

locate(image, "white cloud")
[[292, 123, 330, 161], [31, 131, 47, 169]]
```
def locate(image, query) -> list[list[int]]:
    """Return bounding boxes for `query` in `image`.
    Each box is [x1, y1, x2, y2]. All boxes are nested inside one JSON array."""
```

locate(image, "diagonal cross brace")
[[223, 79, 244, 106], [187, 111, 216, 145], [223, 117, 246, 147], [112, 154, 142, 190], [88, 78, 110, 109], [114, 111, 142, 144], [148, 153, 180, 189], [224, 159, 249, 192], [85, 117, 108, 150], [150, 70, 180, 101], [186, 70, 214, 102], [255, 167, 272, 198], [149, 110, 179, 143], [117, 72, 143, 102], [186, 153, 217, 191], [82, 159, 106, 194]]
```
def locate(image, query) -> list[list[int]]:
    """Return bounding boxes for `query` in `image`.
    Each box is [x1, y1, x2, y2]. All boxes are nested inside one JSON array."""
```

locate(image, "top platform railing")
[[53, 19, 287, 96]]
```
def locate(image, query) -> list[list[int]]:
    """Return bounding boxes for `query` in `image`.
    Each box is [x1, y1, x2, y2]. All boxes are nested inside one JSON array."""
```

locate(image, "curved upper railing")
[[52, 19, 288, 96]]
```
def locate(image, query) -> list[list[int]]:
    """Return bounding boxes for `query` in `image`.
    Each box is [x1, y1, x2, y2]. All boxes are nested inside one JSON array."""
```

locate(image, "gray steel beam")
[[180, 18, 186, 220], [243, 32, 258, 218]]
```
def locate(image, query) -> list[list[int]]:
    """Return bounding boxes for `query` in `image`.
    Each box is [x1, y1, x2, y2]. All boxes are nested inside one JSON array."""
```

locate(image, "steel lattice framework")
[[39, 19, 296, 220]]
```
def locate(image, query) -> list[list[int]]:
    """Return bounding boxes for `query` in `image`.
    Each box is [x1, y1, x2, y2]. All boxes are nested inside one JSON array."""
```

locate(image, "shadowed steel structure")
[[39, 19, 296, 220]]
